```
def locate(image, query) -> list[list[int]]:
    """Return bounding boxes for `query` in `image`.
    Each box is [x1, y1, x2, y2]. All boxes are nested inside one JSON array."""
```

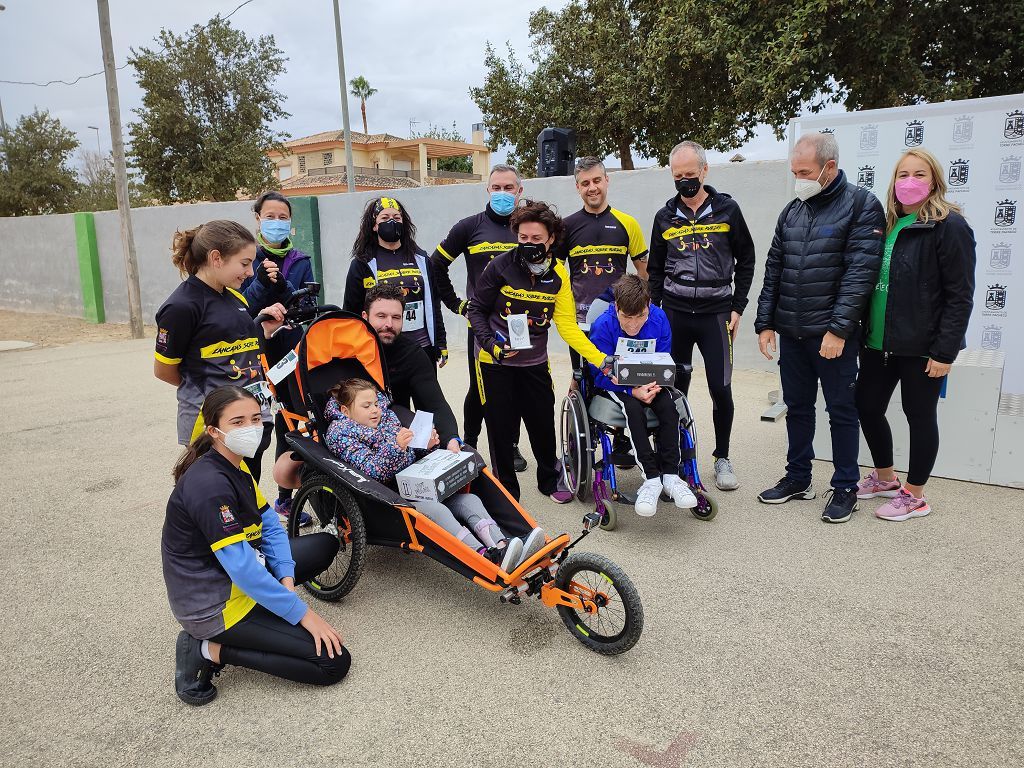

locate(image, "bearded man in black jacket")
[[754, 131, 884, 524]]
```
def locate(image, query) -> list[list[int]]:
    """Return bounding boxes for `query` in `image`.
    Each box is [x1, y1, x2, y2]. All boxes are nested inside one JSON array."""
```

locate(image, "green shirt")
[[866, 213, 917, 351]]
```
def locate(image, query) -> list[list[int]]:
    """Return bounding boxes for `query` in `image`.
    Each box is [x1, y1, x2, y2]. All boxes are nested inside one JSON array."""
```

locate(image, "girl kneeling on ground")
[[162, 385, 350, 706], [324, 378, 545, 571]]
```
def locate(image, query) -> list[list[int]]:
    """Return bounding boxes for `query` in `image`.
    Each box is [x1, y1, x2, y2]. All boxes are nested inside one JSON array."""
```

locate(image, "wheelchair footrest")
[[612, 489, 636, 506], [607, 451, 636, 468]]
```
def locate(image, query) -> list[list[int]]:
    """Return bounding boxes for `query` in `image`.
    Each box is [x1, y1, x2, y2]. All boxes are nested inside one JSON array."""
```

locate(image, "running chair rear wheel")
[[691, 489, 718, 521], [555, 552, 643, 655], [289, 474, 367, 601]]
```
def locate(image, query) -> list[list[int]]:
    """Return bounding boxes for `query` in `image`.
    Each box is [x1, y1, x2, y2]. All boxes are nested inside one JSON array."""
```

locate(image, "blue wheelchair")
[[558, 325, 718, 530]]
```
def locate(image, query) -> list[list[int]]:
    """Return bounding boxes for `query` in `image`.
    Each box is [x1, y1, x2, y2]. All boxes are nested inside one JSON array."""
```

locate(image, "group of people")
[[153, 132, 976, 706]]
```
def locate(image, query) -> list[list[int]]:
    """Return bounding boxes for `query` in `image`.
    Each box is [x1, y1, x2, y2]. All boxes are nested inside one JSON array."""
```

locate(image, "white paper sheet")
[[408, 409, 434, 450]]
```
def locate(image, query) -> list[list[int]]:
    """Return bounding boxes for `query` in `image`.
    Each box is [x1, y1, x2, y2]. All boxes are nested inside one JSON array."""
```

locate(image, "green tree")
[[349, 76, 377, 136], [127, 16, 289, 203], [412, 122, 473, 174], [472, 0, 654, 173], [73, 150, 152, 212], [0, 108, 81, 216]]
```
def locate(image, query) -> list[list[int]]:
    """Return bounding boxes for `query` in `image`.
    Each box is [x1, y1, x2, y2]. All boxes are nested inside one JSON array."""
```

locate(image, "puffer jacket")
[[323, 392, 415, 483], [866, 211, 976, 363], [755, 170, 884, 339]]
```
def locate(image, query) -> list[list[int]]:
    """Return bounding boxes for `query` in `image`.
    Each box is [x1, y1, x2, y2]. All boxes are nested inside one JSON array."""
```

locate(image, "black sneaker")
[[757, 477, 816, 504], [821, 487, 858, 523], [174, 630, 218, 706], [513, 444, 528, 473]]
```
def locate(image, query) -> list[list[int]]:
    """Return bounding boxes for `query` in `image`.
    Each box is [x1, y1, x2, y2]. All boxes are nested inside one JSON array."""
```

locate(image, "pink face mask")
[[894, 177, 931, 206]]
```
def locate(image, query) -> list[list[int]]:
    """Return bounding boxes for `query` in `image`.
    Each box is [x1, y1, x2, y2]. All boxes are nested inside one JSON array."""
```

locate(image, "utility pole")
[[96, 0, 144, 338], [332, 0, 356, 193]]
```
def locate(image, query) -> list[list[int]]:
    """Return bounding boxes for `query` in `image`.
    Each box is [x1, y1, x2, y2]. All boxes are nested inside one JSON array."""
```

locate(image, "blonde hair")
[[885, 148, 961, 231]]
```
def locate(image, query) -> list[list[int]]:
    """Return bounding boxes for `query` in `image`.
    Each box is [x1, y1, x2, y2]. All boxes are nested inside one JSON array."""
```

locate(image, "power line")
[[0, 0, 257, 88]]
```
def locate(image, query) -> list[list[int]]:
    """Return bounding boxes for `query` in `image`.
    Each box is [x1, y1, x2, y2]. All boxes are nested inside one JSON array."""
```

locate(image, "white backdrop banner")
[[794, 94, 1024, 393]]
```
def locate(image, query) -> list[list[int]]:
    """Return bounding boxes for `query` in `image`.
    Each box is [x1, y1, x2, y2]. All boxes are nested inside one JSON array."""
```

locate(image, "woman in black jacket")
[[855, 148, 976, 521], [342, 197, 448, 365]]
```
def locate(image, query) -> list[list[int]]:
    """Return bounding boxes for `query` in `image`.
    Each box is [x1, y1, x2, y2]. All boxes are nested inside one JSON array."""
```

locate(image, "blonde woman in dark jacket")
[[855, 148, 976, 521]]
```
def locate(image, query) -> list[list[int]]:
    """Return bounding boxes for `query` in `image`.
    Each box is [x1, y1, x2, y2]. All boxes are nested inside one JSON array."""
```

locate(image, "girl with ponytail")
[[154, 219, 287, 483], [163, 385, 350, 706]]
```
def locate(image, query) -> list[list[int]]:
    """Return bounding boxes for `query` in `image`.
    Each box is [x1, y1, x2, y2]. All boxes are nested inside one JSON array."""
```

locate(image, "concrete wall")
[[93, 200, 254, 324], [0, 212, 81, 317], [317, 159, 792, 373], [0, 159, 792, 373]]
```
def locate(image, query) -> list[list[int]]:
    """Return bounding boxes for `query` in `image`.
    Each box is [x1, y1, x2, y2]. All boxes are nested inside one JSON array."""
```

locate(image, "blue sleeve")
[[589, 317, 631, 393], [656, 311, 672, 354], [243, 268, 299, 316], [286, 255, 316, 290], [214, 541, 307, 624], [259, 507, 296, 581]]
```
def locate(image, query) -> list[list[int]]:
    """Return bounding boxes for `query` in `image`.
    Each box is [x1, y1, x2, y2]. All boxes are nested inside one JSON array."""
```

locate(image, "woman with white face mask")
[[154, 220, 287, 483], [855, 148, 976, 521], [163, 386, 350, 706]]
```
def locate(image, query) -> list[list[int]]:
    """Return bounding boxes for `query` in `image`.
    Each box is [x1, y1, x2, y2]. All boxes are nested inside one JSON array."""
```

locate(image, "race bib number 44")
[[615, 337, 657, 356], [404, 300, 425, 332]]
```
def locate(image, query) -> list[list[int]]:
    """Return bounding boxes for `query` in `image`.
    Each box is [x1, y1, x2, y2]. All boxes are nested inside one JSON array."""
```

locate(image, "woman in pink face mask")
[[854, 148, 976, 522]]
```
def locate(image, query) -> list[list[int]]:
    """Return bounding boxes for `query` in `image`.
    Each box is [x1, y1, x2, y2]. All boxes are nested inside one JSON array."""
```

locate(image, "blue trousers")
[[779, 332, 860, 489]]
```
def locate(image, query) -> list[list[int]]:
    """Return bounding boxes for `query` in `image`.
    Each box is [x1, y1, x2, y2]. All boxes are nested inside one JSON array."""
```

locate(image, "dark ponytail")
[[172, 386, 260, 482], [171, 220, 257, 276]]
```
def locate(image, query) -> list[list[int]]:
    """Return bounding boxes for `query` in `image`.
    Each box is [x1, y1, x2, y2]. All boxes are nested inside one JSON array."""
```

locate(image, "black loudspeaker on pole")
[[537, 127, 576, 177]]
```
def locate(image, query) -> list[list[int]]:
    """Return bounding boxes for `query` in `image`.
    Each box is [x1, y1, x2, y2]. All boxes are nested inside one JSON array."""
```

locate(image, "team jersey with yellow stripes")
[[429, 206, 518, 312], [466, 249, 606, 369], [557, 206, 649, 322], [155, 275, 271, 444], [161, 450, 269, 639]]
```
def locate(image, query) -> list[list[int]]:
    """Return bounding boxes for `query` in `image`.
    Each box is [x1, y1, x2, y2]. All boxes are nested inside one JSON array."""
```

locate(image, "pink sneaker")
[[875, 489, 931, 521], [857, 470, 902, 499]]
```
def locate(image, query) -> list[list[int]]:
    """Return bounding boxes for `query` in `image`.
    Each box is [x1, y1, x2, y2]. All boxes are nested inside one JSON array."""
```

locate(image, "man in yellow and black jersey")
[[430, 164, 526, 468], [648, 140, 756, 492], [556, 156, 649, 328]]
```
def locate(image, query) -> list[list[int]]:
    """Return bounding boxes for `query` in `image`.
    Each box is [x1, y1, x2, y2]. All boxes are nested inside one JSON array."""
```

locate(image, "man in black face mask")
[[647, 140, 756, 492]]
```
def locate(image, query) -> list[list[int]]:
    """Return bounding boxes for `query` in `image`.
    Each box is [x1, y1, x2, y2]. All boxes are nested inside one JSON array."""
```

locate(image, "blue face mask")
[[490, 191, 516, 216], [260, 218, 292, 244]]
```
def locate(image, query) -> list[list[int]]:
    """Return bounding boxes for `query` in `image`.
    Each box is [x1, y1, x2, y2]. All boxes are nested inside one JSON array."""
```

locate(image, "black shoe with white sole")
[[757, 477, 816, 504], [821, 487, 858, 523], [513, 444, 527, 473]]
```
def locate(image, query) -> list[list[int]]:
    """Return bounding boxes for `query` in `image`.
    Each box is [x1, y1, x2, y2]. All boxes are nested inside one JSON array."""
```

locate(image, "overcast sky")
[[0, 0, 791, 170]]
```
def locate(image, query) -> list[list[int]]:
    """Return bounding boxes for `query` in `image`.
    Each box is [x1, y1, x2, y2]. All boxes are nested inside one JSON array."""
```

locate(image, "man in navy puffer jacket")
[[754, 131, 884, 524]]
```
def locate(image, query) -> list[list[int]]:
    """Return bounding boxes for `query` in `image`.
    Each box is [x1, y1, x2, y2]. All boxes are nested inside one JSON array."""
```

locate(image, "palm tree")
[[349, 76, 377, 135]]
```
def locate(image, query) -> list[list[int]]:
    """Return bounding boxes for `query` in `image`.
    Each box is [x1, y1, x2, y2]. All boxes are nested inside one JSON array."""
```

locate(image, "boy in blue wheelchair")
[[588, 276, 698, 516]]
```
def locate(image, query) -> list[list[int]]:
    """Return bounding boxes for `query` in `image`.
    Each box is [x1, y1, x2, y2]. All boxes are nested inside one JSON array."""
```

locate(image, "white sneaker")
[[635, 478, 662, 517], [662, 474, 697, 509]]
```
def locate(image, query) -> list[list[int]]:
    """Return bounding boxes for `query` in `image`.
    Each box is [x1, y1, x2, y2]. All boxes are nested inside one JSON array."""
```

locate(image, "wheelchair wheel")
[[289, 474, 367, 601], [559, 390, 591, 501], [598, 500, 618, 531], [691, 488, 718, 521], [555, 552, 643, 655]]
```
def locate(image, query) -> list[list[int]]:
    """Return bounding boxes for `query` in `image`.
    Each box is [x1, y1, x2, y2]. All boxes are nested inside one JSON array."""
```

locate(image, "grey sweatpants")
[[413, 492, 503, 550]]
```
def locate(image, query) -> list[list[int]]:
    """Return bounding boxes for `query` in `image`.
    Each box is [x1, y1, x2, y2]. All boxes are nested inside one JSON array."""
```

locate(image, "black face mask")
[[517, 242, 547, 264], [675, 176, 702, 199], [377, 219, 403, 243]]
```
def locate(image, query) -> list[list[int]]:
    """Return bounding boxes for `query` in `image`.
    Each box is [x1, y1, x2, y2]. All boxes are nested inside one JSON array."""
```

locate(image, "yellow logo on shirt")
[[663, 223, 731, 239], [199, 337, 260, 359], [569, 244, 628, 257], [376, 267, 422, 280], [362, 277, 376, 288], [499, 286, 557, 304], [468, 241, 517, 254]]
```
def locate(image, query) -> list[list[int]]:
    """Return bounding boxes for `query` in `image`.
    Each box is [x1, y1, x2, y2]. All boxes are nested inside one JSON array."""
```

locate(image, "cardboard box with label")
[[613, 352, 676, 387], [395, 450, 481, 503]]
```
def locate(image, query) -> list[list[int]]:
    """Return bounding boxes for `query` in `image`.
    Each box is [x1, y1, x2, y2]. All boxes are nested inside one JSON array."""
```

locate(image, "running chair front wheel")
[[288, 475, 367, 601], [555, 552, 643, 655], [559, 390, 591, 501]]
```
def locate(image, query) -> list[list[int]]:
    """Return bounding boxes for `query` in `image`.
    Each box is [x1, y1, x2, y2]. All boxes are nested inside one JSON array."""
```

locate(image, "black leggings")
[[479, 360, 558, 499], [210, 533, 351, 686], [665, 309, 734, 459], [464, 343, 486, 447], [855, 347, 944, 487], [605, 389, 681, 479]]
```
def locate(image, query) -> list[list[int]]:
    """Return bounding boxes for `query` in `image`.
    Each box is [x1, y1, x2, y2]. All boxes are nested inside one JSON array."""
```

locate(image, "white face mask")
[[794, 164, 830, 201], [216, 425, 264, 458], [527, 257, 551, 276]]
